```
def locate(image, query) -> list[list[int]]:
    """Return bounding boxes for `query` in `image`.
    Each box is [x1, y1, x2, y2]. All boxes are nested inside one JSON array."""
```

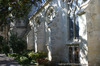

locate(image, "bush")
[[31, 60, 38, 65], [8, 51, 48, 65], [28, 51, 39, 60], [9, 33, 27, 53], [36, 57, 49, 65], [0, 37, 10, 54], [2, 44, 10, 55], [37, 51, 47, 59], [0, 36, 4, 53], [19, 56, 30, 64], [0, 36, 3, 42], [8, 53, 19, 57]]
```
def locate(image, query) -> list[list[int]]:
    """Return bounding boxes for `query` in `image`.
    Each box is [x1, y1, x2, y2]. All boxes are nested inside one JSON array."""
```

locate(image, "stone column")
[[47, 28, 52, 61], [45, 20, 52, 61], [34, 22, 38, 52]]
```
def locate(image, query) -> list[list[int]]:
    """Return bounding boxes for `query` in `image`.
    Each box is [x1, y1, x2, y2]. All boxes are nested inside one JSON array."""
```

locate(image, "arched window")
[[45, 6, 55, 24], [67, 0, 79, 40], [35, 16, 41, 25]]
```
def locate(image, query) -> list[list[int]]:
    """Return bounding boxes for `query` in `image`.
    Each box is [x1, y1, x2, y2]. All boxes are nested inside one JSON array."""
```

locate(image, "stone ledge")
[[65, 42, 80, 46]]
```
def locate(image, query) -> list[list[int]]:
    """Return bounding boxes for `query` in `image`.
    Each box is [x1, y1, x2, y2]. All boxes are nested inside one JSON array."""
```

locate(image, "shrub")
[[0, 35, 3, 43], [2, 44, 10, 55], [9, 33, 27, 53], [0, 38, 10, 54], [0, 36, 9, 54], [28, 51, 39, 60], [19, 56, 30, 64], [8, 51, 48, 65], [37, 51, 47, 59], [31, 60, 38, 65], [8, 53, 19, 57], [36, 57, 49, 65]]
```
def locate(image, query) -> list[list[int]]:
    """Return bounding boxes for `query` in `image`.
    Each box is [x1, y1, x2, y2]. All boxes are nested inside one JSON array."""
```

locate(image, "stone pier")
[[87, 0, 100, 65]]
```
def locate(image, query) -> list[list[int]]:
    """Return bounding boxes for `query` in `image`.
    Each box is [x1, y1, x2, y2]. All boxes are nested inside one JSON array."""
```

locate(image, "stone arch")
[[35, 16, 41, 25], [44, 6, 56, 61], [45, 6, 55, 24]]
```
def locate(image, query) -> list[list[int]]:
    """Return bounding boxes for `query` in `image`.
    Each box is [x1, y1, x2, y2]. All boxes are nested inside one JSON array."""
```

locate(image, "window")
[[67, 0, 79, 39], [35, 17, 41, 25], [45, 6, 55, 25], [67, 44, 79, 63]]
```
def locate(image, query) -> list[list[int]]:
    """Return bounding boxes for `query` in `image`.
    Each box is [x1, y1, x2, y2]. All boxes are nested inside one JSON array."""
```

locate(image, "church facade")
[[9, 0, 100, 65], [27, 0, 88, 65]]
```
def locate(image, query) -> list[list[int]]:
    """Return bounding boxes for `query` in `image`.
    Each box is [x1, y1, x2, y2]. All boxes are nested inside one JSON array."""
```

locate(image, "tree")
[[0, 0, 42, 26]]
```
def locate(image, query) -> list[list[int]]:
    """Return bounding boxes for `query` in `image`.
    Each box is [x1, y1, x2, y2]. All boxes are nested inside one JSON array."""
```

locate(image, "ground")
[[0, 54, 20, 66]]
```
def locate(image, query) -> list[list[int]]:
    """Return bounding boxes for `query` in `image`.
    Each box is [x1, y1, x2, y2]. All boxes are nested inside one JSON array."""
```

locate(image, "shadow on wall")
[[79, 36, 88, 65]]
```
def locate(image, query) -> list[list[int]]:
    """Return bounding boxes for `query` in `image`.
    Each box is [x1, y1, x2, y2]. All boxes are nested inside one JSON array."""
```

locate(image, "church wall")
[[13, 28, 26, 37], [49, 10, 68, 62], [9, 0, 100, 65], [87, 0, 100, 65], [27, 28, 35, 50], [36, 21, 46, 51], [29, 0, 69, 62], [28, 0, 88, 64], [44, 0, 68, 62], [79, 14, 88, 66], [11, 18, 28, 38]]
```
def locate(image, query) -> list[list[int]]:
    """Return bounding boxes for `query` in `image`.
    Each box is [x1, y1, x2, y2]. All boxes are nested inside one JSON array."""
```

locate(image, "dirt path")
[[0, 54, 20, 66]]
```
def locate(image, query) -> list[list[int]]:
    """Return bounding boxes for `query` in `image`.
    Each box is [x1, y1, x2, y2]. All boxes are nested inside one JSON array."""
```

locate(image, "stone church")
[[27, 0, 88, 65], [7, 0, 100, 66]]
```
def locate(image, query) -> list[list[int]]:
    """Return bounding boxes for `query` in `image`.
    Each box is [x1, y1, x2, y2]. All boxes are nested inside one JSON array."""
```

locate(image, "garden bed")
[[7, 51, 49, 66]]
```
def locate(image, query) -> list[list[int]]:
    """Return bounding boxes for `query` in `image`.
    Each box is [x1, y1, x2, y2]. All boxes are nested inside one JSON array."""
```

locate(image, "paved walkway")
[[0, 54, 20, 66]]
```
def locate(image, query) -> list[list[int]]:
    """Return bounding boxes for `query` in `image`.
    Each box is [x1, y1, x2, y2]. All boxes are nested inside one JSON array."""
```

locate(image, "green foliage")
[[2, 43, 10, 54], [37, 51, 47, 58], [27, 51, 48, 65], [0, 0, 43, 26], [0, 36, 10, 54], [8, 51, 48, 65], [31, 60, 38, 65], [8, 53, 19, 57], [19, 56, 30, 64], [0, 35, 3, 42], [0, 36, 3, 52], [28, 51, 39, 60], [9, 33, 27, 53]]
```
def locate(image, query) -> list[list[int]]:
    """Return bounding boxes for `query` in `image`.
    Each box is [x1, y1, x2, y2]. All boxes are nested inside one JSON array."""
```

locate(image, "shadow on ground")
[[0, 54, 20, 66]]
